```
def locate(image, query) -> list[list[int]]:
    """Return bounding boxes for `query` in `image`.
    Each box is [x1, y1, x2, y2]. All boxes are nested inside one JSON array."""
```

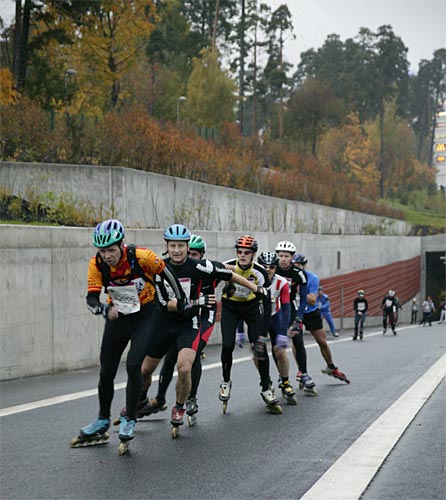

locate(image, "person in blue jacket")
[[317, 287, 338, 338]]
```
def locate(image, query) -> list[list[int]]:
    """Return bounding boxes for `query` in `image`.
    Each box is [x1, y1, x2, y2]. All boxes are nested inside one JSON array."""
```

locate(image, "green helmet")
[[189, 234, 206, 252], [92, 219, 125, 248]]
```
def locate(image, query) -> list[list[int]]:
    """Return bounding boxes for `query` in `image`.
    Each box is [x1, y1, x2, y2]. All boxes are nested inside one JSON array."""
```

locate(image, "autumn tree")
[[285, 78, 346, 156], [318, 113, 380, 198], [185, 48, 236, 128]]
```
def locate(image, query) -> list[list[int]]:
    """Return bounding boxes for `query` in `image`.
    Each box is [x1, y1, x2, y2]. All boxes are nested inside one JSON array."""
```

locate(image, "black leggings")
[[221, 299, 270, 390], [98, 302, 158, 420]]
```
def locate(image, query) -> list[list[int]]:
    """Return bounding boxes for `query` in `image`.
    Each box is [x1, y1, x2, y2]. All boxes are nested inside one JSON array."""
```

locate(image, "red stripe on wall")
[[320, 256, 421, 317]]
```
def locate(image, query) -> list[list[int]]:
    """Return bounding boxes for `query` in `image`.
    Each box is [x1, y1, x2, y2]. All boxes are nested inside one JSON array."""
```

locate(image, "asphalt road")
[[1, 323, 445, 500]]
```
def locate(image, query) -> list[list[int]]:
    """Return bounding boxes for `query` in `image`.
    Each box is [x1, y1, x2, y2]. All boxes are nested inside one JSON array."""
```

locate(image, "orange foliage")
[[0, 101, 404, 219]]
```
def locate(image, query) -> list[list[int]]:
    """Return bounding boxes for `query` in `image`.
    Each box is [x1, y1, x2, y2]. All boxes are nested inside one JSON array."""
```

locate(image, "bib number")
[[108, 284, 141, 315]]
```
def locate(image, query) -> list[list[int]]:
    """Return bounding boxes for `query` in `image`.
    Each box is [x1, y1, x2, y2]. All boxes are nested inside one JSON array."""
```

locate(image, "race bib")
[[358, 303, 366, 311], [108, 284, 140, 315], [385, 299, 392, 308], [233, 283, 251, 298]]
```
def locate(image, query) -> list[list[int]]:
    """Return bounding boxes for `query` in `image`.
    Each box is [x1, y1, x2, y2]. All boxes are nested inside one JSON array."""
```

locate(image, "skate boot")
[[186, 397, 198, 426], [113, 397, 154, 425], [70, 417, 110, 448], [299, 373, 318, 396], [138, 397, 168, 417], [392, 328, 397, 335], [117, 416, 136, 455], [170, 407, 185, 438], [331, 331, 339, 338], [383, 328, 387, 335], [295, 370, 303, 383], [260, 387, 283, 414], [353, 330, 358, 340], [321, 366, 350, 384], [278, 380, 298, 405], [359, 330, 363, 340], [219, 380, 232, 413]]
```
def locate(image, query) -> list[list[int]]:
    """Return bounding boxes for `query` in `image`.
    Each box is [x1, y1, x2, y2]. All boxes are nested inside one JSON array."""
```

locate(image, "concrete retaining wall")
[[0, 161, 412, 235], [0, 224, 433, 381]]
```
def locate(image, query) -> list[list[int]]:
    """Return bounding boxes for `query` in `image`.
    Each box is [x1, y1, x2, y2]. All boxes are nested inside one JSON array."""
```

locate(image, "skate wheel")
[[187, 415, 196, 427], [222, 401, 228, 414], [118, 441, 129, 455], [171, 426, 180, 439], [303, 388, 318, 396], [286, 396, 298, 406], [268, 404, 283, 415], [113, 417, 120, 426]]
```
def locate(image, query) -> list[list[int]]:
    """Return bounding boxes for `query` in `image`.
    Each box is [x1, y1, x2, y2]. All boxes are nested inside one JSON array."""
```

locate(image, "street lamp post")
[[177, 96, 187, 124], [64, 68, 77, 114]]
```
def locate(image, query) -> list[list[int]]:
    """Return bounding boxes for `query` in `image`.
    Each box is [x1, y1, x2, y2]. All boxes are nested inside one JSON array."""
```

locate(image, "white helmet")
[[389, 290, 395, 297], [275, 240, 296, 253]]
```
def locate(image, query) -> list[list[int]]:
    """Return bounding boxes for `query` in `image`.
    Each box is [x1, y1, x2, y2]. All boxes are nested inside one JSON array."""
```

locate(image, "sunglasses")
[[237, 250, 253, 255]]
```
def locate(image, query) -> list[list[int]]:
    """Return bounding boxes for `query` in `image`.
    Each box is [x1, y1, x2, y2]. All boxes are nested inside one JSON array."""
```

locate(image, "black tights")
[[98, 303, 158, 420]]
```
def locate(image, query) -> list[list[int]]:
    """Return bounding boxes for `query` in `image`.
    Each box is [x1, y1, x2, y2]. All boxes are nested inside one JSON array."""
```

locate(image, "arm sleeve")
[[280, 302, 291, 335], [196, 259, 234, 282], [297, 283, 307, 318]]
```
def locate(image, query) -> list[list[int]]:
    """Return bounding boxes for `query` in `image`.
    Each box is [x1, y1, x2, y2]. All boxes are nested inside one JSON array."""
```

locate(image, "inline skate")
[[186, 397, 198, 426], [70, 417, 110, 448], [299, 373, 318, 396], [113, 397, 167, 425], [278, 380, 298, 405], [171, 407, 185, 438], [321, 366, 350, 384], [260, 386, 283, 414], [117, 416, 136, 455], [219, 380, 232, 414]]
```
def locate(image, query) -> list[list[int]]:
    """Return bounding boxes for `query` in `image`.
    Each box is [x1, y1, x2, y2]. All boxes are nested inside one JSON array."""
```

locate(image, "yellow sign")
[[435, 143, 446, 152], [436, 155, 446, 162]]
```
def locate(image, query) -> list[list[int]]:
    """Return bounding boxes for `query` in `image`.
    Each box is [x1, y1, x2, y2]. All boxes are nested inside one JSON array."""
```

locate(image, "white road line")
[[0, 324, 417, 417], [300, 353, 446, 500]]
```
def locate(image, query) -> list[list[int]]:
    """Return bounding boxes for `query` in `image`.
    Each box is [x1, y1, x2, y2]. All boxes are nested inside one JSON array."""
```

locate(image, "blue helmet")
[[292, 253, 307, 265], [92, 219, 125, 248], [163, 224, 191, 241]]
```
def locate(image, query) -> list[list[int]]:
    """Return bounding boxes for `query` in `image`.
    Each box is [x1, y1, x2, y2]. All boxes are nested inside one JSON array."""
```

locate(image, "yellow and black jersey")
[[223, 259, 270, 302], [87, 246, 164, 305]]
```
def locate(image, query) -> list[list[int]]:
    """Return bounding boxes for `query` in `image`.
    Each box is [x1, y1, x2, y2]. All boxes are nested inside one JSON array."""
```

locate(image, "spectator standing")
[[317, 287, 338, 338], [420, 297, 435, 326], [410, 299, 419, 324]]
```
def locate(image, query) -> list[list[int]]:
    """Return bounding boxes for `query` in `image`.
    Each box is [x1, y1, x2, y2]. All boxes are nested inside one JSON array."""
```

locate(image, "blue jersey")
[[303, 270, 320, 314]]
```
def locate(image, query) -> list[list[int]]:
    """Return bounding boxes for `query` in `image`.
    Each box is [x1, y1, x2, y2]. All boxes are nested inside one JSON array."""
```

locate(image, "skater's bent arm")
[[307, 293, 317, 306], [230, 273, 258, 293]]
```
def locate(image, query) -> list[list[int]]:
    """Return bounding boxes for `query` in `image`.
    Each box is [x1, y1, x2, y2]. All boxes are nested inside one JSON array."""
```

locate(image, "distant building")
[[434, 109, 446, 189]]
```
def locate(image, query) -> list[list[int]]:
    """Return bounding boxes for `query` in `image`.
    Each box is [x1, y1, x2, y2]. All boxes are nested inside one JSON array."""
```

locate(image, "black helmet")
[[258, 251, 279, 266]]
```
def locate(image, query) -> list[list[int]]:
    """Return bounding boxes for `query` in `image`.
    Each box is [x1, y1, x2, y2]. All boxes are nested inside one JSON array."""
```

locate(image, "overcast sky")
[[265, 0, 445, 73], [1, 0, 444, 73]]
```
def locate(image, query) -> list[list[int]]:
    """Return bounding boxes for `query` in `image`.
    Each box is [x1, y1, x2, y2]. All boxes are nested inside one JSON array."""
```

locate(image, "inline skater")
[[274, 241, 317, 396], [70, 219, 174, 454], [420, 296, 435, 326], [353, 290, 368, 340], [137, 225, 260, 436], [257, 251, 297, 405], [219, 235, 282, 414], [382, 290, 398, 334], [292, 253, 350, 384], [138, 234, 221, 426], [317, 287, 339, 337]]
